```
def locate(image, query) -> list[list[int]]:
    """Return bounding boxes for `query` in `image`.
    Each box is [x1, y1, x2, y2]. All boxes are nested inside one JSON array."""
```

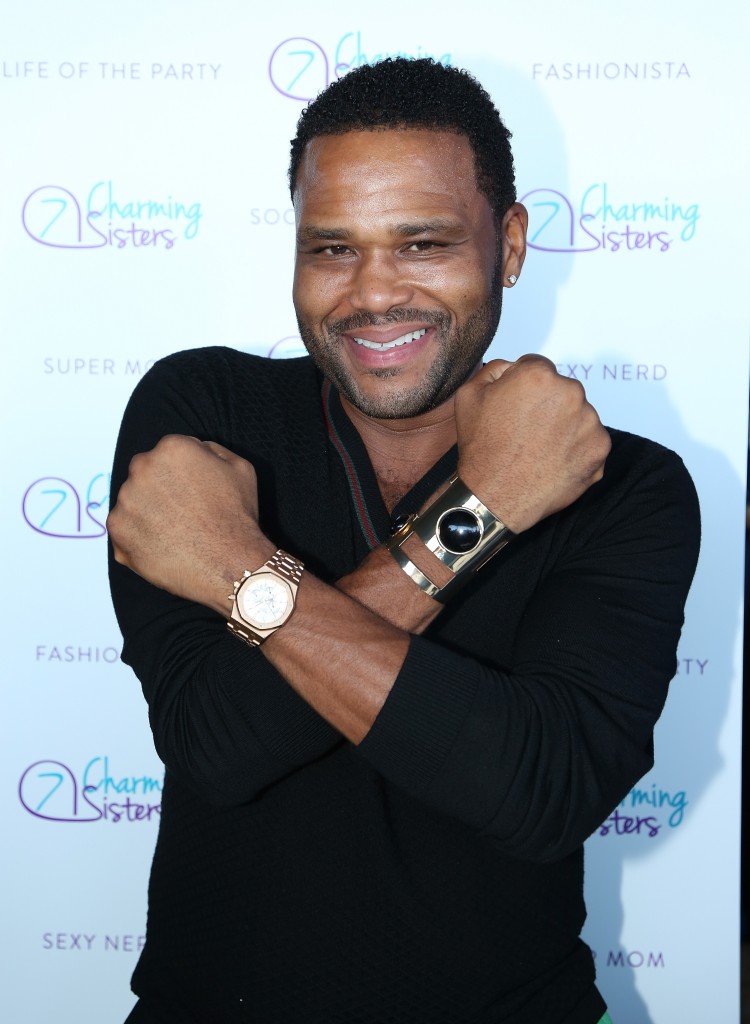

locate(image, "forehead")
[[293, 129, 488, 224]]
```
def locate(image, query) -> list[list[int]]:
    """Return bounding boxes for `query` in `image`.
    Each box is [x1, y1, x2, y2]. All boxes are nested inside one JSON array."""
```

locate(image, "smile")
[[353, 328, 427, 351]]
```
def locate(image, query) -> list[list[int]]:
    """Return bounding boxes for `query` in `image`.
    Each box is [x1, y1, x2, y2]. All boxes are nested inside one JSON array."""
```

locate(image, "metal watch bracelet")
[[386, 474, 513, 603]]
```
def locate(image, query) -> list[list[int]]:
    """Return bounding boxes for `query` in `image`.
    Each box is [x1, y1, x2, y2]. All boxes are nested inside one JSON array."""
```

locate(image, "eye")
[[405, 240, 436, 252], [320, 244, 351, 257]]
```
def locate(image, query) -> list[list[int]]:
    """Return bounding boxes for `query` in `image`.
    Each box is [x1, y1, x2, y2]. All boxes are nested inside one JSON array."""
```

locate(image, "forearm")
[[260, 547, 440, 744], [107, 352, 440, 791], [109, 352, 697, 846], [256, 442, 699, 860], [336, 545, 441, 632], [110, 550, 344, 803]]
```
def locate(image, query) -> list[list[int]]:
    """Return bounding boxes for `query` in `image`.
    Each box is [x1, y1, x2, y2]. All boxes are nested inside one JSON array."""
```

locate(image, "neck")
[[341, 394, 459, 513]]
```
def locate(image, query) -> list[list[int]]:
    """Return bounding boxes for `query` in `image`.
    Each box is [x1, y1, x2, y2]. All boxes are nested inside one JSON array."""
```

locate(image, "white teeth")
[[353, 328, 427, 351]]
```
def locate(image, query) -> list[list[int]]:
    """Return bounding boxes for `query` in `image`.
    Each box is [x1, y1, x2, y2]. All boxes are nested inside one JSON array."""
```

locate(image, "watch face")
[[238, 572, 293, 629]]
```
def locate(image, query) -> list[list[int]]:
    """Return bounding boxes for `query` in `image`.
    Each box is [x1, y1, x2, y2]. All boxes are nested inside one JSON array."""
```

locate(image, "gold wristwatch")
[[227, 549, 304, 647]]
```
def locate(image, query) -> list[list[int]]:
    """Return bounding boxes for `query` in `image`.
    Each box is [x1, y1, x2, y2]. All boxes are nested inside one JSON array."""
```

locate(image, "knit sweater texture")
[[109, 346, 700, 1024]]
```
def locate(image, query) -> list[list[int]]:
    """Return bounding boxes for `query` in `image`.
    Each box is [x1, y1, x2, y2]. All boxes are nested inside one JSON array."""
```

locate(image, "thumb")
[[455, 359, 513, 417], [466, 358, 515, 389]]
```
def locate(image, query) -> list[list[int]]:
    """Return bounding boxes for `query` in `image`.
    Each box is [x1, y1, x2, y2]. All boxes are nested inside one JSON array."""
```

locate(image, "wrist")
[[339, 546, 442, 634], [456, 463, 528, 534], [387, 474, 514, 602], [211, 533, 277, 618]]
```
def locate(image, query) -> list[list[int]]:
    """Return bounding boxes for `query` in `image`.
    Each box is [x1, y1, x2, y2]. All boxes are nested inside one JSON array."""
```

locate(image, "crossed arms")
[[108, 348, 700, 861]]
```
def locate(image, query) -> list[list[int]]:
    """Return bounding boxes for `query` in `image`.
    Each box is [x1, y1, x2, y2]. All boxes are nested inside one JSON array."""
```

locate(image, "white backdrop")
[[2, 3, 748, 1022]]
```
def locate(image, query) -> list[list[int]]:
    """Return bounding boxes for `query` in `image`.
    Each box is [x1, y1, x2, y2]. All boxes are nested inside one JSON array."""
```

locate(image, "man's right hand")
[[454, 355, 611, 534]]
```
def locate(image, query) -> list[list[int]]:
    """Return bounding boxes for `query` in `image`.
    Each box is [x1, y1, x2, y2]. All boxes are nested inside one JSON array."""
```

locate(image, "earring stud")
[[507, 274, 518, 285]]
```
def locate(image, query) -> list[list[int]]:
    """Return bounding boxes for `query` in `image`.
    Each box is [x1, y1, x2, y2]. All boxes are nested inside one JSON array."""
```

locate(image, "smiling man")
[[108, 58, 699, 1024], [293, 128, 507, 421]]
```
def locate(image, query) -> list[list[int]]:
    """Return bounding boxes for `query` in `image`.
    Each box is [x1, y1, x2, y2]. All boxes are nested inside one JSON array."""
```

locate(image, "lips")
[[353, 328, 427, 351], [341, 322, 436, 369]]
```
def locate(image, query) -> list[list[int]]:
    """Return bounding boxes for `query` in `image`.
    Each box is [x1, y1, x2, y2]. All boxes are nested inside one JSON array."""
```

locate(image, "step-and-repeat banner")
[[2, 2, 747, 1022]]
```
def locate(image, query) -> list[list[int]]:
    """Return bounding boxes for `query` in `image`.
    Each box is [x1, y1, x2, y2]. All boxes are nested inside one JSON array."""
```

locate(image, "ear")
[[499, 203, 528, 287]]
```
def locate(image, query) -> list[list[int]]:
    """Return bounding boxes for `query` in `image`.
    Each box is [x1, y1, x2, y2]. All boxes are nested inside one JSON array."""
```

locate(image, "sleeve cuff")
[[356, 634, 481, 794], [217, 638, 341, 764]]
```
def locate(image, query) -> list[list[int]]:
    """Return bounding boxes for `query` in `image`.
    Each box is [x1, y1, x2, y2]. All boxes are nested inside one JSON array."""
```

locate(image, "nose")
[[348, 251, 414, 314]]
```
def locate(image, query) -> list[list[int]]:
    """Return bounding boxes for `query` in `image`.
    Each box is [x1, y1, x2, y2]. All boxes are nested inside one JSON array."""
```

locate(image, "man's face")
[[292, 129, 510, 420]]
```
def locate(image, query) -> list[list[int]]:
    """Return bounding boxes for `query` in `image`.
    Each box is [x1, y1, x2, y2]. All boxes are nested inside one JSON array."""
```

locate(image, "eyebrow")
[[392, 219, 463, 238], [297, 225, 352, 243], [296, 219, 464, 244]]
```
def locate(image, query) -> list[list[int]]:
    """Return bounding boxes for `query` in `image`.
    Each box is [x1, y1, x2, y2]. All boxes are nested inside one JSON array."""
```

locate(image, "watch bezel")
[[236, 570, 294, 630]]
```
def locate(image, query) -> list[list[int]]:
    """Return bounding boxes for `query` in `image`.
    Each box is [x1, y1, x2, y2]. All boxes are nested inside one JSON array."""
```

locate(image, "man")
[[108, 58, 699, 1024]]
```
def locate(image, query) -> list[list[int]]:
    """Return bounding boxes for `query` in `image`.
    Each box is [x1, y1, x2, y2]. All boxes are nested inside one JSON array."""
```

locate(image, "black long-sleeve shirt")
[[109, 346, 700, 1024]]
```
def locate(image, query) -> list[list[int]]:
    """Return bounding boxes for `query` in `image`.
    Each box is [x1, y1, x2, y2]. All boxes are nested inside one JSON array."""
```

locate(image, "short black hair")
[[288, 57, 516, 221]]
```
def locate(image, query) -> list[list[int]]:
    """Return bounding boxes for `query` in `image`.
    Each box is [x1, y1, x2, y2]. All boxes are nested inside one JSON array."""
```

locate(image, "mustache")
[[327, 308, 451, 335]]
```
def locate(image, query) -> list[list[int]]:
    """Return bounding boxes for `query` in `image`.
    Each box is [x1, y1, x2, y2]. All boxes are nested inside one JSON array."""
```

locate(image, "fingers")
[[106, 507, 130, 567], [127, 436, 242, 480], [202, 439, 237, 462], [454, 350, 610, 531], [499, 354, 560, 388], [158, 435, 235, 461], [512, 353, 557, 371], [110, 540, 129, 567], [469, 354, 558, 389], [473, 358, 514, 384]]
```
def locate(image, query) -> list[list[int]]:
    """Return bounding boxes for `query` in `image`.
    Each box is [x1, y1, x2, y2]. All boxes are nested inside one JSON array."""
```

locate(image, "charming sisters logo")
[[22, 473, 109, 539], [521, 183, 699, 253], [19, 757, 163, 824], [597, 782, 687, 838], [269, 30, 451, 101], [22, 180, 202, 250]]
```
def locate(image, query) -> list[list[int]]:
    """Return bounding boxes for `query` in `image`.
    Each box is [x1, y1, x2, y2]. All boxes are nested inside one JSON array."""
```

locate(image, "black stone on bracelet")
[[390, 514, 411, 536], [436, 509, 483, 554]]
